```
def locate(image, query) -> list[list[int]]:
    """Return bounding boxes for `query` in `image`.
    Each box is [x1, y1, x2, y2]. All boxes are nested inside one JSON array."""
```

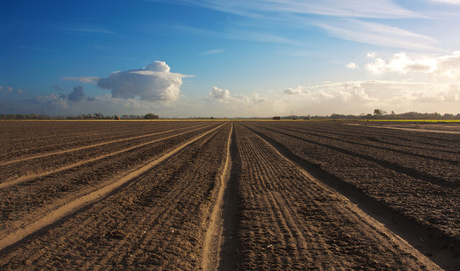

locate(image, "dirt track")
[[0, 120, 456, 270]]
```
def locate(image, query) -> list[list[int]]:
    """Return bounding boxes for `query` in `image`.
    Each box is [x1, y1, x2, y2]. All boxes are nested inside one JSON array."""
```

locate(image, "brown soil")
[[0, 120, 454, 270], [243, 120, 460, 269]]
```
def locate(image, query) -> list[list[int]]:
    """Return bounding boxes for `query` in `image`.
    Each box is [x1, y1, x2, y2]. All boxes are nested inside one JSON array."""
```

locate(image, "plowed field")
[[0, 120, 457, 270]]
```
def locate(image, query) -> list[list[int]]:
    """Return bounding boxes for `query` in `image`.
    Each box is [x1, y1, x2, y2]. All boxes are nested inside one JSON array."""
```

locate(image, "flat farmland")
[[0, 120, 457, 270]]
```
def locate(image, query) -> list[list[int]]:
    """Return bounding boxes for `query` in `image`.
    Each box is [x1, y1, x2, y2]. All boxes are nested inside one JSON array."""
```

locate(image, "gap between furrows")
[[202, 123, 239, 271]]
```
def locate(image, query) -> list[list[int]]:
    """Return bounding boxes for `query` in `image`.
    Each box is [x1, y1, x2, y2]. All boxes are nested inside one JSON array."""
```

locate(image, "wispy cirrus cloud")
[[313, 19, 437, 51], [173, 25, 310, 47], [152, 0, 438, 51], [155, 0, 421, 18], [427, 0, 460, 4], [200, 49, 224, 56]]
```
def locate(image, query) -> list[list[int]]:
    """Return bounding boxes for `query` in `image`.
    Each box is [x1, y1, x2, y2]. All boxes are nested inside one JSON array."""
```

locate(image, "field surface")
[[0, 120, 458, 270]]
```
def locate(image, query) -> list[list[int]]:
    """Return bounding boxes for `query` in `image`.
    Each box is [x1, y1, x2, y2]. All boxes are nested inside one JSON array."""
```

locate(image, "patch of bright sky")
[[1, 0, 460, 117]]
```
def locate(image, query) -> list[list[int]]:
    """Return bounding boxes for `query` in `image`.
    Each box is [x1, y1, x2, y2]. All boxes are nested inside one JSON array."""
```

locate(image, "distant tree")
[[442, 113, 454, 120], [144, 113, 159, 119], [374, 109, 384, 117]]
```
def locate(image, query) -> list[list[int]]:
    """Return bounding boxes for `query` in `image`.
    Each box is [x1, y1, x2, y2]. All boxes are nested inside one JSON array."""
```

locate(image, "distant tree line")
[[319, 111, 460, 120], [2, 110, 460, 120], [0, 113, 160, 120]]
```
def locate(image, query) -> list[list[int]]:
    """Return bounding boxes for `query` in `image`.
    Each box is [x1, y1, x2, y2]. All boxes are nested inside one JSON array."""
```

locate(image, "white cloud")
[[209, 86, 231, 100], [97, 61, 191, 102], [0, 86, 3, 91], [17, 89, 25, 94], [346, 62, 358, 69], [200, 49, 224, 55], [7, 87, 13, 92], [208, 87, 268, 107], [364, 51, 460, 79], [63, 76, 100, 84], [367, 52, 376, 58]]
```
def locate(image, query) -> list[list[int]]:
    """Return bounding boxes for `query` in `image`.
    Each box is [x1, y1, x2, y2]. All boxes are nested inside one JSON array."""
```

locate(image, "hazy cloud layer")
[[253, 92, 268, 103], [365, 51, 460, 79], [284, 86, 304, 95], [23, 86, 95, 110], [276, 80, 460, 115], [23, 93, 69, 109], [97, 61, 190, 102], [63, 76, 100, 84]]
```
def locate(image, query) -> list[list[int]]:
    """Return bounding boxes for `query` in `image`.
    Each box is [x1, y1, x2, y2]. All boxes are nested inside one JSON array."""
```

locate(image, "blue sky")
[[1, 0, 460, 117]]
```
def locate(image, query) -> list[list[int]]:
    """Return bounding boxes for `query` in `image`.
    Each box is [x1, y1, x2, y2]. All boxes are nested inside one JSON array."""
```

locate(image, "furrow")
[[0, 123, 208, 166], [235, 121, 444, 270], [0, 124, 213, 188], [0, 123, 226, 253]]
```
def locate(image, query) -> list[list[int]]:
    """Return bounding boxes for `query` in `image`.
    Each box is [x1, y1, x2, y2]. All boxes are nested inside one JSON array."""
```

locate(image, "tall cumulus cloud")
[[97, 61, 191, 102]]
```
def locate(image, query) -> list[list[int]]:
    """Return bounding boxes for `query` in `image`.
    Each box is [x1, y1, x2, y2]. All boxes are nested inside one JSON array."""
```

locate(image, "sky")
[[1, 0, 460, 118]]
